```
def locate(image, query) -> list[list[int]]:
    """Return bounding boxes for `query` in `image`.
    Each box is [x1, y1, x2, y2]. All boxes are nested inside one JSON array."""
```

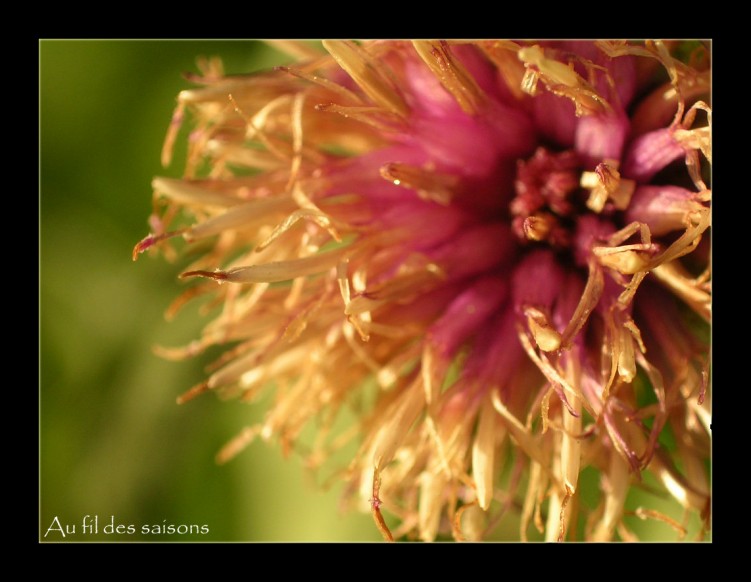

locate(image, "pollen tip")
[[132, 235, 155, 261], [535, 328, 561, 352], [523, 215, 552, 242], [525, 307, 562, 352], [133, 229, 185, 261]]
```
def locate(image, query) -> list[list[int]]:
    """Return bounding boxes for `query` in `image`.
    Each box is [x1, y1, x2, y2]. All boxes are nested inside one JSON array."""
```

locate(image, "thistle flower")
[[134, 40, 711, 542]]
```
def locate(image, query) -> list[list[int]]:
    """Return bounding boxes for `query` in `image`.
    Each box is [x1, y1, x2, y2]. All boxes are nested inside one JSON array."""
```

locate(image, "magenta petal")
[[414, 104, 534, 175], [381, 202, 470, 251], [573, 215, 616, 267], [450, 44, 504, 104], [557, 41, 637, 108], [635, 281, 702, 360], [533, 91, 577, 149], [597, 276, 633, 317], [604, 53, 637, 109], [622, 128, 684, 183], [321, 145, 428, 200], [428, 276, 508, 359], [552, 273, 585, 332], [511, 249, 565, 311], [377, 282, 464, 329], [403, 57, 463, 118], [455, 157, 517, 214], [625, 185, 698, 236], [575, 113, 629, 168], [431, 223, 517, 281], [465, 307, 525, 387]]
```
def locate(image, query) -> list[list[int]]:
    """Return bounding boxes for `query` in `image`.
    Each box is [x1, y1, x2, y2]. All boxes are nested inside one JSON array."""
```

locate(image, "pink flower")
[[135, 40, 711, 541]]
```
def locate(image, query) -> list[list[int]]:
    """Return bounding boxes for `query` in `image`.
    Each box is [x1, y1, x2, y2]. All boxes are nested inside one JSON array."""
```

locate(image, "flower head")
[[135, 40, 711, 541]]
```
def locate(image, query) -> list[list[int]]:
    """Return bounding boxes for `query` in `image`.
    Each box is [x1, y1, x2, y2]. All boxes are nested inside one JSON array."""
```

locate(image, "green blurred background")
[[40, 40, 707, 543], [40, 40, 381, 542]]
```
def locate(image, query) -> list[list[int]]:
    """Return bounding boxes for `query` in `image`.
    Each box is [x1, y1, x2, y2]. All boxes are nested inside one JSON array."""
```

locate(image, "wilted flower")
[[135, 40, 711, 542]]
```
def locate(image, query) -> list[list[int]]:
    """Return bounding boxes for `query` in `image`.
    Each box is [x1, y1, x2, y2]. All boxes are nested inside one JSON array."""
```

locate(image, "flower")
[[134, 40, 711, 541]]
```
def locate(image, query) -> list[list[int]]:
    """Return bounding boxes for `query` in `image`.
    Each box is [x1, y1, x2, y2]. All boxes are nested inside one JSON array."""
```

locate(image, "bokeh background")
[[40, 40, 708, 542]]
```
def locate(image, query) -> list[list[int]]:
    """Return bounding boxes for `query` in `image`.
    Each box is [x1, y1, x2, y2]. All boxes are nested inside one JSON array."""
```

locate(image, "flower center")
[[510, 147, 584, 250]]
